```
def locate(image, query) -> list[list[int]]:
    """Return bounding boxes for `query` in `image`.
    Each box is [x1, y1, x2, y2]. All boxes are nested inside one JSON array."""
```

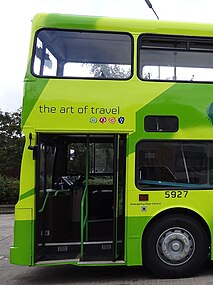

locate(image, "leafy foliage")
[[0, 108, 24, 178], [84, 63, 131, 78], [0, 175, 19, 205], [0, 108, 24, 204]]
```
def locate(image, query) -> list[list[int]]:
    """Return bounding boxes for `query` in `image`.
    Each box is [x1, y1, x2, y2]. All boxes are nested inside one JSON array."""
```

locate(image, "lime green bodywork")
[[10, 13, 213, 266]]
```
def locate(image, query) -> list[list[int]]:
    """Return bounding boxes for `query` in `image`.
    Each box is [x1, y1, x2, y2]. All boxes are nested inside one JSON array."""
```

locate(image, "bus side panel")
[[125, 216, 151, 266], [10, 208, 34, 266]]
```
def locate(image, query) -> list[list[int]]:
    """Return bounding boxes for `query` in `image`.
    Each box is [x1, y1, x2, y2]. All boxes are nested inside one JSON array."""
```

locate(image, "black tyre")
[[143, 214, 209, 278]]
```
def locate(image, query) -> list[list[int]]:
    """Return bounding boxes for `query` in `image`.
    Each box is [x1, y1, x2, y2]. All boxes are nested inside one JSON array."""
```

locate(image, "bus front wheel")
[[143, 214, 209, 278]]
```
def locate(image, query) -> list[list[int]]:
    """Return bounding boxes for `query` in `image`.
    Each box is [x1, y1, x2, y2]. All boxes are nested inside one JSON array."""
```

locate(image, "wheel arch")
[[142, 207, 211, 258]]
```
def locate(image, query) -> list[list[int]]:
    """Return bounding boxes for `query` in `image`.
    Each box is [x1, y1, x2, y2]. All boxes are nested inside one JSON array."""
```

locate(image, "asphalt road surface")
[[2, 214, 213, 285]]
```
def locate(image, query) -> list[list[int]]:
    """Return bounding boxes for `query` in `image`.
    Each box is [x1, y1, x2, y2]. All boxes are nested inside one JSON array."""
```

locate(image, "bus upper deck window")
[[138, 34, 213, 83], [32, 29, 132, 79]]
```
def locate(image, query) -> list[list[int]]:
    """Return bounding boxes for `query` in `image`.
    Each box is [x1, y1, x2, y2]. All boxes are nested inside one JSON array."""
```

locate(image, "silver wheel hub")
[[156, 227, 195, 266]]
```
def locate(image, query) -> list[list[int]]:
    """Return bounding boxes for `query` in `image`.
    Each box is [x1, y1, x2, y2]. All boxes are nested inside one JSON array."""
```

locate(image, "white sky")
[[1, 0, 213, 111]]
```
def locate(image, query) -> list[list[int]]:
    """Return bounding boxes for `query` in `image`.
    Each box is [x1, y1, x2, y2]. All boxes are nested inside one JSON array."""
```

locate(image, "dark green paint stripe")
[[10, 219, 33, 265], [20, 188, 35, 201], [128, 83, 213, 154], [22, 62, 49, 127]]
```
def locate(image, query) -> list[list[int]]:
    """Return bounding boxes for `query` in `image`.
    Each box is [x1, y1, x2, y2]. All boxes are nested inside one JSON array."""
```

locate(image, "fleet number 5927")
[[165, 190, 188, 199]]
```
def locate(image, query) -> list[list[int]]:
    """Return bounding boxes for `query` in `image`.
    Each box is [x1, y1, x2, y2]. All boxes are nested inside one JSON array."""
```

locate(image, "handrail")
[[138, 179, 210, 188], [80, 184, 88, 258], [80, 135, 89, 259], [38, 188, 70, 213], [39, 192, 49, 213]]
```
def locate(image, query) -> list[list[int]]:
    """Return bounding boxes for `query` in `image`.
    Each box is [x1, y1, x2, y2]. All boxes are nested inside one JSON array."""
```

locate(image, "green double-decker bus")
[[10, 13, 213, 278]]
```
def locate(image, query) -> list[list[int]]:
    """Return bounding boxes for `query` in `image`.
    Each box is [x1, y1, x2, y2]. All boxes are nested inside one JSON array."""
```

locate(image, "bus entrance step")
[[82, 241, 113, 261], [40, 242, 81, 261], [81, 254, 112, 262]]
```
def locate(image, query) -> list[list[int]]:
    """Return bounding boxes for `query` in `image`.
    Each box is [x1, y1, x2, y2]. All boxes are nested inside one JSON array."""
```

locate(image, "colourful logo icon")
[[90, 117, 97, 123], [99, 117, 107, 124], [118, 117, 125, 124], [109, 117, 116, 124]]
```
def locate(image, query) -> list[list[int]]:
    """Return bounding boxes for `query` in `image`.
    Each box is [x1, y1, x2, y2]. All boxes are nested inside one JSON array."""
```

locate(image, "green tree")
[[0, 108, 24, 178], [0, 175, 19, 205], [88, 63, 131, 78]]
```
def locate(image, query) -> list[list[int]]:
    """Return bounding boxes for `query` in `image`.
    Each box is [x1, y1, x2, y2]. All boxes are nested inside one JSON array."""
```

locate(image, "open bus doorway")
[[35, 134, 126, 263]]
